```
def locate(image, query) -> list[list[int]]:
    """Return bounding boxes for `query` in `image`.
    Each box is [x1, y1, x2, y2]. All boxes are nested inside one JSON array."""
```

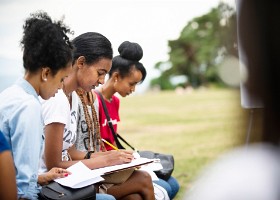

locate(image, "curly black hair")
[[109, 41, 146, 83], [21, 11, 73, 75]]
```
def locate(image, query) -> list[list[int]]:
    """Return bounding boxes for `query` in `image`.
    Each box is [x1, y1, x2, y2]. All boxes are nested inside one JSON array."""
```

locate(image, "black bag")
[[96, 90, 175, 181], [39, 182, 96, 200], [138, 151, 174, 181]]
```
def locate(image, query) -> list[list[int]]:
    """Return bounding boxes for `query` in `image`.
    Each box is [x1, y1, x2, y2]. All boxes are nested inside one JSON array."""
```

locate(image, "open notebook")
[[55, 157, 154, 188]]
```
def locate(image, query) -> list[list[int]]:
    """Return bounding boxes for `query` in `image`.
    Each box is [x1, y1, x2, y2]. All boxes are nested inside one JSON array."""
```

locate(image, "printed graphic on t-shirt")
[[102, 118, 118, 127], [71, 110, 77, 124], [63, 109, 77, 149], [81, 120, 90, 151], [63, 129, 73, 144], [81, 120, 88, 133]]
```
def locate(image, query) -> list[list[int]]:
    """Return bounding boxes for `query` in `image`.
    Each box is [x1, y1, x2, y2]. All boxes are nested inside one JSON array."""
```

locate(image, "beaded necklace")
[[76, 88, 106, 152]]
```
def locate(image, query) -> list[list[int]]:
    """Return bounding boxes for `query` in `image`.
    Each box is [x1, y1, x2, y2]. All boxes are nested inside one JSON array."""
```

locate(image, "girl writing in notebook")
[[92, 41, 180, 199]]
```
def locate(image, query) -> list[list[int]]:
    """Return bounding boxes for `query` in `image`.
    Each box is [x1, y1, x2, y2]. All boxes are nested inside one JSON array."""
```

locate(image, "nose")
[[98, 78, 105, 85]]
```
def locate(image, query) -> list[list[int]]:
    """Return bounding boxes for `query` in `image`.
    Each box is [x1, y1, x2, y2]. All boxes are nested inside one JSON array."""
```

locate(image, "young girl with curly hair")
[[0, 11, 73, 199]]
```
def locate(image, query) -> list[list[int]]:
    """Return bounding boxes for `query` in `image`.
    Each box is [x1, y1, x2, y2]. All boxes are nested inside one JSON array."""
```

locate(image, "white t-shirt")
[[39, 89, 79, 173]]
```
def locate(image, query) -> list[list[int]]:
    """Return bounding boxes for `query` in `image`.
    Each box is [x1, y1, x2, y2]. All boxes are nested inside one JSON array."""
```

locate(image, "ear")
[[111, 72, 120, 82], [76, 56, 86, 69], [41, 67, 51, 82]]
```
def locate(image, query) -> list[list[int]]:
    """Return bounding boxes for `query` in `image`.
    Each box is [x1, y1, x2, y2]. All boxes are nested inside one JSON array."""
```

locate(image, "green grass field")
[[117, 88, 246, 200]]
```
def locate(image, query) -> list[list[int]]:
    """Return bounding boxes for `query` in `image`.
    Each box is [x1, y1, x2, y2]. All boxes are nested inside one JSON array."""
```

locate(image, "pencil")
[[101, 138, 119, 150]]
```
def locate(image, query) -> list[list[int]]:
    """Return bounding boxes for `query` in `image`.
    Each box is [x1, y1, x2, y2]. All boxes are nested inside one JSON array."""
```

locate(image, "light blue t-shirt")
[[0, 78, 43, 199]]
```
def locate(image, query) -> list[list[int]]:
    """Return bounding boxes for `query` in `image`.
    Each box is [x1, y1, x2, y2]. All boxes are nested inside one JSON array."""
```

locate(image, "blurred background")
[[0, 0, 236, 93]]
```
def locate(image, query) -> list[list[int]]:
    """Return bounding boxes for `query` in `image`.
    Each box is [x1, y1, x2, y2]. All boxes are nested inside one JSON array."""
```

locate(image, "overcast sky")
[[0, 0, 235, 92]]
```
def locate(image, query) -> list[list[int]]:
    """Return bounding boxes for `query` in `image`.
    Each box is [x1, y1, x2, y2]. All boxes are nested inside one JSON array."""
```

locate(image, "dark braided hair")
[[76, 88, 106, 152], [109, 41, 146, 83], [21, 11, 73, 75]]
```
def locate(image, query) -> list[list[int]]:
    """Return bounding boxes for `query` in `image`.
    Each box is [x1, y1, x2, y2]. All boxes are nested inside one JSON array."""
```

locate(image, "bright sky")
[[0, 0, 235, 92]]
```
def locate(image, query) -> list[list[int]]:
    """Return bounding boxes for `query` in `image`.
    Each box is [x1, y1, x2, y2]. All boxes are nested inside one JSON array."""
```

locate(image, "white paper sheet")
[[54, 161, 104, 188], [140, 161, 163, 172], [54, 158, 155, 188]]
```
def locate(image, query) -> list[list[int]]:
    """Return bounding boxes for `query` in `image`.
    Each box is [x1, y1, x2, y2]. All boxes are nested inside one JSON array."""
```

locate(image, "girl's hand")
[[104, 150, 134, 165], [38, 167, 71, 185], [48, 167, 71, 179]]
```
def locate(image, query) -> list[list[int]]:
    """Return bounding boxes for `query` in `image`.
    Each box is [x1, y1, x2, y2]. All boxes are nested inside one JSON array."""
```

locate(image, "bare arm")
[[0, 151, 17, 200], [68, 145, 135, 169], [45, 122, 134, 170], [89, 150, 135, 168], [44, 122, 79, 170]]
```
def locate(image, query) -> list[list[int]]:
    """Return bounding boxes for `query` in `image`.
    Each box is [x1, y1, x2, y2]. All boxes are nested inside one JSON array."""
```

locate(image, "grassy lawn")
[[117, 88, 246, 200]]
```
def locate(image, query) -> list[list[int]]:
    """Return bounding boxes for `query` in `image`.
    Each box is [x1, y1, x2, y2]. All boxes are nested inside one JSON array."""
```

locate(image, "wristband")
[[84, 151, 94, 159]]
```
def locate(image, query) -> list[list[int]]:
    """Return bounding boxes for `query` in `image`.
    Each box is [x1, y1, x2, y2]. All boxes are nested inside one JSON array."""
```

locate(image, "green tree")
[[151, 2, 237, 90]]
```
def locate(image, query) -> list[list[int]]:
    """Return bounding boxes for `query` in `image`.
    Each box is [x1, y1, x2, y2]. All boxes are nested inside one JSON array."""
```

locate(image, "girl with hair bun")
[[96, 41, 146, 150], [91, 41, 179, 199]]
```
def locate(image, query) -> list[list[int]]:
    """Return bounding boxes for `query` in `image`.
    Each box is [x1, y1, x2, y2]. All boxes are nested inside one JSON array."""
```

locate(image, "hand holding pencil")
[[102, 138, 136, 163], [102, 138, 140, 159], [102, 138, 119, 150]]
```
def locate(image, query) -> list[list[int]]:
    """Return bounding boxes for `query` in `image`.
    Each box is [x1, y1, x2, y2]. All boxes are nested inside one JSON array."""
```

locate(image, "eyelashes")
[[97, 72, 101, 76], [97, 71, 106, 76]]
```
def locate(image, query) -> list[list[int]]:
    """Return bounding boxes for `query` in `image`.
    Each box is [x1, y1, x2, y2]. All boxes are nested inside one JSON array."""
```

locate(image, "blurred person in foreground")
[[184, 1, 280, 200]]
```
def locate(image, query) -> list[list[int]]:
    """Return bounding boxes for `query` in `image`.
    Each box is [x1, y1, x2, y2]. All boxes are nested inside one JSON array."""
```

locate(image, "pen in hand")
[[101, 138, 119, 150], [102, 138, 138, 161]]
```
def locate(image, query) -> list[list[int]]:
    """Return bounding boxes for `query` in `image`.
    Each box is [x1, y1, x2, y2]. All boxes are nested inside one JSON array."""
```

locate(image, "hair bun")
[[118, 41, 143, 61]]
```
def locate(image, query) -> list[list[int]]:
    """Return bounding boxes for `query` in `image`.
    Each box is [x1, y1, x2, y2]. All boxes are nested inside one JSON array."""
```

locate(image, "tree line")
[[150, 2, 237, 90]]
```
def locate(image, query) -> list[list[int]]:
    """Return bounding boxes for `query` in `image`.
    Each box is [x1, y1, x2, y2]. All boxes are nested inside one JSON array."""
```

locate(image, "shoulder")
[[41, 89, 68, 110], [0, 85, 41, 120], [112, 95, 120, 103], [41, 89, 70, 125], [0, 84, 40, 107], [93, 90, 103, 108]]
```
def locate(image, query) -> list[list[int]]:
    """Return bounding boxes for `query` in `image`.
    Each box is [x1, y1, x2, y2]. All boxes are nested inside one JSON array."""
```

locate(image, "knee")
[[167, 176, 180, 199], [133, 170, 154, 197], [122, 193, 143, 200], [168, 176, 180, 192], [136, 170, 153, 188]]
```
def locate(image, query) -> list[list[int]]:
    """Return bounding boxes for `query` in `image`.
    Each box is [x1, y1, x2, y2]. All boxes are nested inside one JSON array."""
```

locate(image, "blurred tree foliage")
[[151, 2, 237, 90]]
